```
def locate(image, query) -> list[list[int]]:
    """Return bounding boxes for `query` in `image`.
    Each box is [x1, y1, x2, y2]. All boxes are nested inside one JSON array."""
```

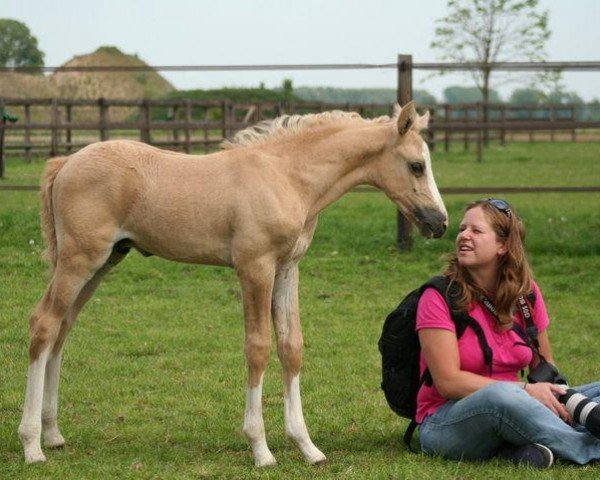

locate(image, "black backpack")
[[378, 275, 494, 448]]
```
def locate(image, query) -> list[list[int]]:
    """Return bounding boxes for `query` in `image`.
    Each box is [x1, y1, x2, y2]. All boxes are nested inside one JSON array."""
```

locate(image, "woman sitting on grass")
[[417, 198, 600, 467]]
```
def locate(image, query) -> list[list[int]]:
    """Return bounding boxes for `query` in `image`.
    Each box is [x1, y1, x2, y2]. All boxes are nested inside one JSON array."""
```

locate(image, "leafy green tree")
[[282, 78, 294, 100], [431, 0, 551, 144], [0, 19, 44, 72], [444, 86, 501, 103], [413, 90, 438, 106], [443, 86, 501, 121], [509, 88, 544, 104], [292, 87, 438, 105]]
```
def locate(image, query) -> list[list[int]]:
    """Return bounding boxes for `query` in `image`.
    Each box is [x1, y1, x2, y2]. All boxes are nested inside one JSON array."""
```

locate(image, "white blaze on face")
[[422, 142, 447, 218]]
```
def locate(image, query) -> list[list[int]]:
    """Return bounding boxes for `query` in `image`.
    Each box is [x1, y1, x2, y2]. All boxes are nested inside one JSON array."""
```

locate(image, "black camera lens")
[[559, 389, 600, 439]]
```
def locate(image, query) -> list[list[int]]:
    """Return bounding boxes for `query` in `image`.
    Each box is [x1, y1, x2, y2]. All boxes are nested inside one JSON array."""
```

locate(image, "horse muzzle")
[[413, 207, 448, 239]]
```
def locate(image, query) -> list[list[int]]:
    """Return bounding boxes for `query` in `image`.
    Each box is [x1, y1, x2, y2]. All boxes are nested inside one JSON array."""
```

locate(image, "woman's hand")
[[525, 382, 573, 424]]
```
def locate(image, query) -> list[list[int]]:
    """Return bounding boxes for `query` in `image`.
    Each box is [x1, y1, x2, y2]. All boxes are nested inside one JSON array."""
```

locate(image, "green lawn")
[[0, 142, 599, 479]]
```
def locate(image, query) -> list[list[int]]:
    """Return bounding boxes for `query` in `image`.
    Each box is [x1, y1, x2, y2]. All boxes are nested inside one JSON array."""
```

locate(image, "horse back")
[[54, 140, 308, 267]]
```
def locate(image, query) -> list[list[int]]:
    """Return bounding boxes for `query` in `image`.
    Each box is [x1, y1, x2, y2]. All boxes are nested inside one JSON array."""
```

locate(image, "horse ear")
[[397, 101, 417, 136], [415, 110, 430, 131]]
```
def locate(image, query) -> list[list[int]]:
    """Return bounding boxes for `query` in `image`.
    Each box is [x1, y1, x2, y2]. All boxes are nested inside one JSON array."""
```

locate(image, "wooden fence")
[[425, 102, 600, 151], [0, 98, 394, 163], [1, 96, 598, 254], [1, 98, 599, 156], [394, 53, 600, 249]]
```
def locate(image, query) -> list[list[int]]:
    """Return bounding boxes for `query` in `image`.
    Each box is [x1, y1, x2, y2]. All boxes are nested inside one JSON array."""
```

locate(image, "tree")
[[444, 86, 501, 103], [509, 88, 544, 104], [0, 19, 44, 72], [431, 0, 551, 144], [292, 87, 438, 105], [282, 78, 294, 100], [413, 89, 438, 106]]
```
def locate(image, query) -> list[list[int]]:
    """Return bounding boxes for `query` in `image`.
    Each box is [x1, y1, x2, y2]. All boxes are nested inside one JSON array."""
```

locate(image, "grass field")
[[1, 142, 599, 479]]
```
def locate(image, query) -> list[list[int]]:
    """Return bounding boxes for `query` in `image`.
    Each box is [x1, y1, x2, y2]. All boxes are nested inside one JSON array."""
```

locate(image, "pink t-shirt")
[[415, 281, 549, 424]]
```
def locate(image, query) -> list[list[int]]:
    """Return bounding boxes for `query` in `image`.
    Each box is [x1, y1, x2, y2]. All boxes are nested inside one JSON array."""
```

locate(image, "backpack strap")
[[420, 276, 494, 374], [460, 317, 494, 376], [403, 276, 494, 451], [403, 419, 419, 453]]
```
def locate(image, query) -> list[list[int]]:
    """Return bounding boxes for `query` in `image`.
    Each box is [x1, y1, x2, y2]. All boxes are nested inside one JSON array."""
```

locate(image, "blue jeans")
[[419, 381, 600, 465]]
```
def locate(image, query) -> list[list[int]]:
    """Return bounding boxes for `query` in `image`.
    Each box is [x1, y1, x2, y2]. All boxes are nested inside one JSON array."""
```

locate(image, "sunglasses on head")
[[485, 198, 512, 218]]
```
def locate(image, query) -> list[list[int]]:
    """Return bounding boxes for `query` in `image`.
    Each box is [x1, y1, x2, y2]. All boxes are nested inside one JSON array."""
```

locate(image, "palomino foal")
[[19, 102, 447, 466]]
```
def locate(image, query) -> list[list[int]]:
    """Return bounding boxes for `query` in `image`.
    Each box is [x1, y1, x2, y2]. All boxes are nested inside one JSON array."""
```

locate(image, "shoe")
[[498, 443, 554, 468]]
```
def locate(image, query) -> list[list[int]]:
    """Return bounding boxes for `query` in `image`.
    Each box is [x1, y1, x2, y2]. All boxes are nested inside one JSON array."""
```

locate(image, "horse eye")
[[410, 162, 424, 176]]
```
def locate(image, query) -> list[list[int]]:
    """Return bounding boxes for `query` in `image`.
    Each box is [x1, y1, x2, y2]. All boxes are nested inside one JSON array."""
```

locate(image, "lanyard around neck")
[[480, 293, 540, 351]]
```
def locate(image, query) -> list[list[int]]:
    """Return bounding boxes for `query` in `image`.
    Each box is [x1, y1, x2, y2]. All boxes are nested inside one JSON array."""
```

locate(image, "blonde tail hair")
[[40, 156, 69, 273]]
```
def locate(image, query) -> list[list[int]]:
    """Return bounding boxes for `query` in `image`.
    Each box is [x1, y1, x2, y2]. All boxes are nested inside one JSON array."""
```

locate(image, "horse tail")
[[40, 156, 69, 273]]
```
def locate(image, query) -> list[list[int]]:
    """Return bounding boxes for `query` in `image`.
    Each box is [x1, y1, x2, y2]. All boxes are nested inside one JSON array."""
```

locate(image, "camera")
[[527, 361, 600, 438]]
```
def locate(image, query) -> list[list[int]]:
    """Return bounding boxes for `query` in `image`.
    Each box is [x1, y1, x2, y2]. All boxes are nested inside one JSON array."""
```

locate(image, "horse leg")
[[272, 264, 326, 464], [42, 248, 128, 449], [19, 288, 56, 463], [19, 239, 115, 463], [238, 258, 277, 467]]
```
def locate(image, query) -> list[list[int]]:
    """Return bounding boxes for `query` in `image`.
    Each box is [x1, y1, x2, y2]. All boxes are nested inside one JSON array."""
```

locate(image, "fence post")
[[428, 106, 436, 151], [171, 104, 179, 148], [444, 104, 450, 152], [50, 98, 59, 157], [99, 97, 108, 141], [274, 102, 283, 117], [140, 100, 151, 143], [464, 105, 470, 151], [0, 100, 5, 178], [222, 100, 230, 141], [185, 100, 192, 153], [255, 102, 263, 122], [203, 103, 210, 153], [550, 105, 555, 142], [65, 103, 72, 153], [528, 107, 534, 143], [571, 105, 576, 141], [287, 101, 296, 115], [500, 104, 506, 146], [25, 103, 32, 160], [397, 54, 413, 251]]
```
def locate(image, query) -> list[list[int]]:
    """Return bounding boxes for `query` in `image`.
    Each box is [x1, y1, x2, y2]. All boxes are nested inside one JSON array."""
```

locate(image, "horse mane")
[[221, 109, 393, 149]]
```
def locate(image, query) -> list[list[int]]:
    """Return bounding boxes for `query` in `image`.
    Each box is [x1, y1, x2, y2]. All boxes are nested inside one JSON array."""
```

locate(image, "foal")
[[19, 102, 447, 466]]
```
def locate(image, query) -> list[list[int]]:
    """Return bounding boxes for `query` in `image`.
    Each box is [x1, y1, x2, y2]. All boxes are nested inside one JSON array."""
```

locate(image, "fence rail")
[[0, 98, 399, 163], [4, 60, 600, 74], [1, 97, 599, 167]]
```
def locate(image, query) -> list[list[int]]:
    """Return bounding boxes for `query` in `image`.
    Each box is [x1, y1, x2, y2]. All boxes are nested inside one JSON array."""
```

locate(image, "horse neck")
[[276, 124, 391, 217]]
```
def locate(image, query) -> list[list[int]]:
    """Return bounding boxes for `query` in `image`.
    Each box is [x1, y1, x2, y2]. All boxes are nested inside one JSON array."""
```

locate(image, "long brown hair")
[[445, 200, 533, 328]]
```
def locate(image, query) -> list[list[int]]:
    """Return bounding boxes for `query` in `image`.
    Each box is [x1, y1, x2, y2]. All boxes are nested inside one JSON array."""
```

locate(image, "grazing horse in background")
[[19, 101, 447, 466]]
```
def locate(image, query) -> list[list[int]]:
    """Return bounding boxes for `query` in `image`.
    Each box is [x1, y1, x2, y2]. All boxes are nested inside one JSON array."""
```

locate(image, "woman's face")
[[456, 206, 507, 272]]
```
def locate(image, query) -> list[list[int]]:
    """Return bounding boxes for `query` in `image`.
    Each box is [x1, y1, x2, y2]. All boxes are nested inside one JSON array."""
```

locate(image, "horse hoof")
[[24, 449, 47, 464], [255, 457, 277, 468], [46, 438, 66, 449], [313, 458, 328, 467], [305, 448, 327, 466], [44, 432, 66, 449]]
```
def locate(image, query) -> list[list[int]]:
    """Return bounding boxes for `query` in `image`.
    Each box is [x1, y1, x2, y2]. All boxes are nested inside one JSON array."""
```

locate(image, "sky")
[[3, 0, 600, 101]]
